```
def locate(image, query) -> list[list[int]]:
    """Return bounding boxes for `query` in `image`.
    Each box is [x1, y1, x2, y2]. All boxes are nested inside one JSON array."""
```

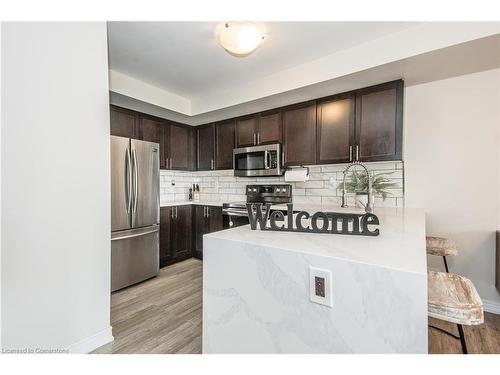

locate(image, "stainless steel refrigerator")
[[111, 136, 160, 292]]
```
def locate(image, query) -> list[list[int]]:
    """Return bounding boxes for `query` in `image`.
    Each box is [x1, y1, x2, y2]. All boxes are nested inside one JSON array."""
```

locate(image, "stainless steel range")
[[222, 184, 292, 229]]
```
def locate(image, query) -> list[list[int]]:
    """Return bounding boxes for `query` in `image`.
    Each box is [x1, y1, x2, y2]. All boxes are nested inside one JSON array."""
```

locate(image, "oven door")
[[233, 144, 282, 177], [222, 208, 250, 229]]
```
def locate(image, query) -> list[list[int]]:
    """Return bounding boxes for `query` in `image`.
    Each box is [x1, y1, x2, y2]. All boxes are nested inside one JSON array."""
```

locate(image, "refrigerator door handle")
[[111, 227, 159, 241], [132, 148, 139, 214], [125, 147, 132, 214]]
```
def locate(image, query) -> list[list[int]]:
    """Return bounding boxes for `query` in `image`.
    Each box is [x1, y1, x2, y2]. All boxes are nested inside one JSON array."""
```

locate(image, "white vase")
[[355, 193, 374, 209]]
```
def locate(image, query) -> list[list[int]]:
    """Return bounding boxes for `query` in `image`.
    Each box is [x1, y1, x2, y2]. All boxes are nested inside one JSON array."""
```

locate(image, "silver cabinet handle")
[[257, 132, 260, 144], [349, 146, 353, 161], [207, 207, 210, 217], [125, 148, 132, 214], [175, 206, 178, 219], [211, 159, 214, 170], [171, 207, 174, 219], [132, 148, 138, 214], [356, 145, 360, 161], [203, 206, 206, 217], [253, 133, 256, 145]]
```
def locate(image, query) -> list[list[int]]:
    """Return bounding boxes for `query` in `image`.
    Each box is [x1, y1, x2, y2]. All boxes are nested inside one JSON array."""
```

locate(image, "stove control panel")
[[246, 184, 292, 202]]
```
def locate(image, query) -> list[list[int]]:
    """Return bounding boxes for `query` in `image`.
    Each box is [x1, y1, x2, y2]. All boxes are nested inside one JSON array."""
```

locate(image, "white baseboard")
[[66, 326, 113, 354], [482, 299, 500, 315]]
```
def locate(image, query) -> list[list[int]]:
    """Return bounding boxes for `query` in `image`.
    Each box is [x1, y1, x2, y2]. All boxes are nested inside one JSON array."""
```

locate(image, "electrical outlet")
[[309, 266, 332, 307]]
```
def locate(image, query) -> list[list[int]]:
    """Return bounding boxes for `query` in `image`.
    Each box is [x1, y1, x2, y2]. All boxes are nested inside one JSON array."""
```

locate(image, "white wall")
[[405, 69, 500, 308], [1, 22, 112, 352]]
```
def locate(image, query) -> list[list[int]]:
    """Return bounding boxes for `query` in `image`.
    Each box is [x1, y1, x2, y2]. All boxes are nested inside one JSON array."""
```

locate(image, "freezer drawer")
[[111, 225, 159, 292]]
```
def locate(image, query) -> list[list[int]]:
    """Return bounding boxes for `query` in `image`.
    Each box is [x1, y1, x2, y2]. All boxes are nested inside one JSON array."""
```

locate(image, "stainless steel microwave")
[[233, 143, 284, 177]]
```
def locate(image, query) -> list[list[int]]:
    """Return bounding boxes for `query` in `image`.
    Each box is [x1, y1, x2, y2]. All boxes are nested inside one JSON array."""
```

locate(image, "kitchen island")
[[202, 206, 428, 353]]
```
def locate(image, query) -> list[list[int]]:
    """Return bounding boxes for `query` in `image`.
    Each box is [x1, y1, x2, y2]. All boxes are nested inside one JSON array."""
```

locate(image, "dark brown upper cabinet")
[[235, 110, 282, 148], [215, 120, 235, 170], [169, 123, 191, 170], [317, 94, 355, 165], [258, 109, 282, 145], [139, 116, 167, 169], [197, 124, 215, 171], [236, 115, 258, 147], [110, 106, 139, 139], [282, 102, 317, 166], [355, 80, 403, 162]]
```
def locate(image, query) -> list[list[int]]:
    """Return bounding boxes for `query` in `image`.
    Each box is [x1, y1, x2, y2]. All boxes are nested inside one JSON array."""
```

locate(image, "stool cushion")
[[428, 270, 483, 325], [426, 236, 458, 257]]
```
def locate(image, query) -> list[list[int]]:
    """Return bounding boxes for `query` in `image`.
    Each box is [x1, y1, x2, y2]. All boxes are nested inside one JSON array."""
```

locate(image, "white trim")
[[482, 299, 500, 315], [66, 326, 113, 354]]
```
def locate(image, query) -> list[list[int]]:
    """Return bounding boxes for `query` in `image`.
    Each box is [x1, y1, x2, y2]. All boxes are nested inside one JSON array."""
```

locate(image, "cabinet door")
[[317, 95, 355, 164], [258, 110, 282, 145], [169, 124, 190, 170], [215, 120, 236, 170], [236, 116, 258, 147], [193, 205, 207, 259], [283, 102, 317, 166], [159, 207, 172, 268], [171, 205, 192, 260], [355, 80, 403, 162], [197, 125, 214, 171], [208, 206, 223, 233], [140, 117, 167, 169], [110, 106, 139, 139]]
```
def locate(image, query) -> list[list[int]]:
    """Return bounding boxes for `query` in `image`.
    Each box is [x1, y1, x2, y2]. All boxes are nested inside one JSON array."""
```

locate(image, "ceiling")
[[107, 22, 418, 99]]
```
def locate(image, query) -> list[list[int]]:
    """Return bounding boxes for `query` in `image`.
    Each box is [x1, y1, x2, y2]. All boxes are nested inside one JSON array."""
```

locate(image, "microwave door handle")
[[264, 150, 270, 169]]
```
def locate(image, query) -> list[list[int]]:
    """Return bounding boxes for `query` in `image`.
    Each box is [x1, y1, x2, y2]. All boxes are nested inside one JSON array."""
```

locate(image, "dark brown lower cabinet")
[[159, 205, 192, 267], [160, 204, 222, 267], [193, 205, 223, 259]]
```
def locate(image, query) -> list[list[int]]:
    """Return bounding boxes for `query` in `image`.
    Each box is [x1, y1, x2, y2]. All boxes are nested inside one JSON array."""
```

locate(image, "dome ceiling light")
[[216, 22, 264, 57]]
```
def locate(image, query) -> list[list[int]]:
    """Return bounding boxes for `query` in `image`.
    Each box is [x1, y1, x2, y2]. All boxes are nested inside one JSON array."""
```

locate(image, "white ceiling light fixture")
[[216, 22, 264, 57]]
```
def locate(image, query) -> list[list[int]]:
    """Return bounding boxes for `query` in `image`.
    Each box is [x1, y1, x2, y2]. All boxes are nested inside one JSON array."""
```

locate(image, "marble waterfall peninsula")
[[203, 207, 428, 353]]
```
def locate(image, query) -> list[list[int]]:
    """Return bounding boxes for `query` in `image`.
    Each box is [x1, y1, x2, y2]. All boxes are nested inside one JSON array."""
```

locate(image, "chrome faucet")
[[341, 162, 374, 213]]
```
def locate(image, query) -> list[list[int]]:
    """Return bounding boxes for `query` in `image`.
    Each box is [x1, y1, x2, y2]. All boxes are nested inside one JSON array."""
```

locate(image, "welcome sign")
[[247, 203, 380, 236]]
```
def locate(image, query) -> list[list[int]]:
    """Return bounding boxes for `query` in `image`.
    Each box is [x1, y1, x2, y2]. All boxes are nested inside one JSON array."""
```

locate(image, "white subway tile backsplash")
[[160, 162, 404, 208]]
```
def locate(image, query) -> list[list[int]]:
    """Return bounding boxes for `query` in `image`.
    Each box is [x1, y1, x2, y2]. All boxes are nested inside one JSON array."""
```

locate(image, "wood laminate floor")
[[93, 258, 500, 354]]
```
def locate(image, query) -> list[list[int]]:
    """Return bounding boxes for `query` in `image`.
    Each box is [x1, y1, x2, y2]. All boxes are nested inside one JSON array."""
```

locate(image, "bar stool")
[[426, 236, 457, 273], [428, 270, 484, 354]]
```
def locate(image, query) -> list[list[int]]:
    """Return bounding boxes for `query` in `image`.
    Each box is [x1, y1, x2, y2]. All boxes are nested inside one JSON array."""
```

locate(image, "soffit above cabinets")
[[107, 22, 500, 124]]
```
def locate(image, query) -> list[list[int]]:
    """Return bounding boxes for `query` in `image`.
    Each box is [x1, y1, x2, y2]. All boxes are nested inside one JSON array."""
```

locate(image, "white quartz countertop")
[[160, 200, 225, 207], [205, 206, 427, 275]]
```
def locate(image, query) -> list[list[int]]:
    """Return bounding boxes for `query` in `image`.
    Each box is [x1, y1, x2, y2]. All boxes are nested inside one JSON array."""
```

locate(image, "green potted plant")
[[337, 170, 399, 208]]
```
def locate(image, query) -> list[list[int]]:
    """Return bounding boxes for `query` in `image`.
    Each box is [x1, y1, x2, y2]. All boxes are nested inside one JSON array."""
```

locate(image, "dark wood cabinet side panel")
[[170, 124, 190, 170], [159, 207, 172, 267], [283, 103, 317, 166], [193, 205, 206, 258], [197, 125, 214, 171], [258, 110, 282, 145], [236, 116, 257, 147], [110, 106, 139, 139], [215, 121, 235, 170], [317, 97, 354, 164], [208, 206, 223, 233]]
